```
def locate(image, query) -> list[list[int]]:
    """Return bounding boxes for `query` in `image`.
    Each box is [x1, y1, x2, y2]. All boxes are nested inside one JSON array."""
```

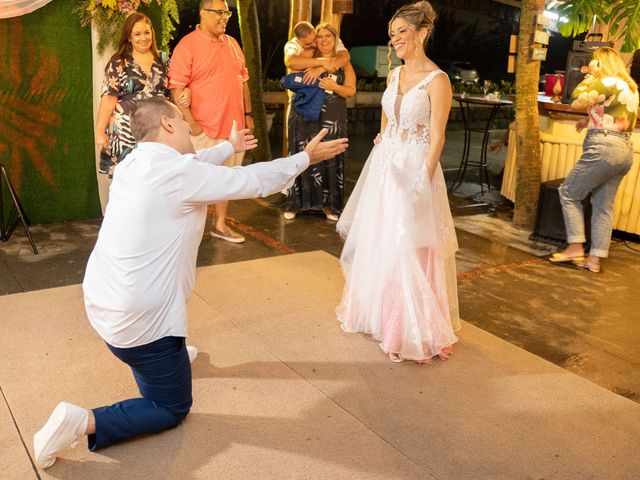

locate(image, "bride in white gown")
[[336, 0, 460, 364]]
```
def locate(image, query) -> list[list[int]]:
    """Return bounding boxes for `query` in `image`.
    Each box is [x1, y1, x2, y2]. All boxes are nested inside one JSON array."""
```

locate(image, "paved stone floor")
[[1, 128, 639, 405]]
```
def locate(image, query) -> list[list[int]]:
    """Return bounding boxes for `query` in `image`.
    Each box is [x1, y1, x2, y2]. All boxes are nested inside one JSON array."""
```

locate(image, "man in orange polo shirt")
[[169, 0, 253, 243]]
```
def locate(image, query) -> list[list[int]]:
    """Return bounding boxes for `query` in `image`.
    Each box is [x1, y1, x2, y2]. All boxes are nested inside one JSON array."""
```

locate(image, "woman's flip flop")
[[571, 258, 601, 273], [548, 252, 584, 263], [388, 353, 406, 363]]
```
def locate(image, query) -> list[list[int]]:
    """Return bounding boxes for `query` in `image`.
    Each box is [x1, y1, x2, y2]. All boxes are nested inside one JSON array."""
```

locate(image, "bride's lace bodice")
[[381, 67, 445, 145]]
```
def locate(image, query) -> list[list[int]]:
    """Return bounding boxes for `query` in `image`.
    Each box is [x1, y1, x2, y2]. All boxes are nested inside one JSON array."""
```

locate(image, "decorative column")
[[320, 0, 352, 34], [283, 0, 312, 156], [288, 0, 311, 39], [90, 19, 114, 214]]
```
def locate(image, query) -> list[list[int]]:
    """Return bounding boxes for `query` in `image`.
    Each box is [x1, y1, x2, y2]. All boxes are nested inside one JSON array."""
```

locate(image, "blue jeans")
[[559, 129, 633, 258], [89, 336, 192, 451]]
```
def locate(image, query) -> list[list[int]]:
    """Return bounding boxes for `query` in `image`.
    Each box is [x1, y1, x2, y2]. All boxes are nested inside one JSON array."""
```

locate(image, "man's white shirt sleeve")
[[195, 141, 235, 165], [181, 151, 310, 205]]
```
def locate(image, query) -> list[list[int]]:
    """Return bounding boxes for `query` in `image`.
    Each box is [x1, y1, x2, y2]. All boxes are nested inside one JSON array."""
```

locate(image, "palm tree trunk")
[[513, 0, 545, 229], [237, 0, 271, 163]]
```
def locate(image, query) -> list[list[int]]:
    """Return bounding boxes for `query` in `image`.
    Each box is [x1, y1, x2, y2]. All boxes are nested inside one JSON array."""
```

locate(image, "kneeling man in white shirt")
[[33, 96, 348, 469]]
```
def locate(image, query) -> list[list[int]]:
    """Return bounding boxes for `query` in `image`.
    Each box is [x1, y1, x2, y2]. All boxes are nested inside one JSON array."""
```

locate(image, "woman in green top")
[[550, 47, 639, 273]]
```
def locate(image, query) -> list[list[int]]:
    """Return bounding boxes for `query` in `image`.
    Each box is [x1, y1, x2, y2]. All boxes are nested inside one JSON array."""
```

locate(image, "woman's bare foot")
[[549, 243, 585, 263], [572, 255, 601, 273], [585, 256, 601, 272], [415, 358, 434, 365], [438, 346, 453, 360]]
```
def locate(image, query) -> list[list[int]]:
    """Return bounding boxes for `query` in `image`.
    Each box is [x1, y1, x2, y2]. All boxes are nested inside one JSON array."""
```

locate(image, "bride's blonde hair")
[[592, 47, 638, 93], [386, 1, 437, 71], [388, 1, 437, 51]]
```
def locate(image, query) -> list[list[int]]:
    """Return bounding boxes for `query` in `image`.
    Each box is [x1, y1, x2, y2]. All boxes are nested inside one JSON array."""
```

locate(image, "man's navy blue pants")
[[89, 336, 192, 450]]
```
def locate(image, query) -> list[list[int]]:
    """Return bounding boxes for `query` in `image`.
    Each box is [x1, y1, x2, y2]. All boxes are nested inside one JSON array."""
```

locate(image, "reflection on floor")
[[454, 213, 555, 257]]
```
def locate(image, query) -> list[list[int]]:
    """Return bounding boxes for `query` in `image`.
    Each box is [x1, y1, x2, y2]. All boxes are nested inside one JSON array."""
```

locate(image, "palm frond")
[[605, 0, 640, 52], [556, 0, 640, 53], [556, 0, 611, 38]]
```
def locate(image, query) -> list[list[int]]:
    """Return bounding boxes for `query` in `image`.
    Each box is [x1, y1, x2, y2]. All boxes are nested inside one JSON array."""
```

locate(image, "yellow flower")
[[101, 0, 117, 10]]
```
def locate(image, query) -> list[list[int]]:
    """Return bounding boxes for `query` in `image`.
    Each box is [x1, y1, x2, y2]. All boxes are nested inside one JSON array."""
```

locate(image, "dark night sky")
[[170, 0, 572, 82]]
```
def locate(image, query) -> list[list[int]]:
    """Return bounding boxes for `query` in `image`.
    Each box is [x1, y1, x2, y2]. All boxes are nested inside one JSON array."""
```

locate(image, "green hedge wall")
[[0, 0, 100, 224]]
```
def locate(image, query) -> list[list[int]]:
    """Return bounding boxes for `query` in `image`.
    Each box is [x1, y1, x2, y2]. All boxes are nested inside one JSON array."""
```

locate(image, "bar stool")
[[449, 95, 513, 194]]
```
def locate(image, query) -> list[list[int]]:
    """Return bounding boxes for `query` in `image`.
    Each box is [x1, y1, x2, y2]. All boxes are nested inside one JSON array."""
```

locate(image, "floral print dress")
[[571, 75, 639, 132], [99, 51, 171, 176]]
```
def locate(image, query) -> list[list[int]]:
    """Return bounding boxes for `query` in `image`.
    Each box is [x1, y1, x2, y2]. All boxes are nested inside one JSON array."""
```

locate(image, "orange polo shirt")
[[169, 26, 249, 138]]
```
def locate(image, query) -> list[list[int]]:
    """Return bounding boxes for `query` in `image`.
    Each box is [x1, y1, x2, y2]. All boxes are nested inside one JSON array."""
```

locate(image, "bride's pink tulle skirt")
[[337, 140, 460, 362]]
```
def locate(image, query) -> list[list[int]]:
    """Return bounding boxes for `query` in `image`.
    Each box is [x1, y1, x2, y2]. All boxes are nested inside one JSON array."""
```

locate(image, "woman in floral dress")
[[95, 12, 189, 177], [549, 47, 639, 273]]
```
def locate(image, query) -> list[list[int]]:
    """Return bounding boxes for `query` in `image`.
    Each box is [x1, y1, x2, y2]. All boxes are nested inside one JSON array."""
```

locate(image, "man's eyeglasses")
[[203, 8, 233, 18]]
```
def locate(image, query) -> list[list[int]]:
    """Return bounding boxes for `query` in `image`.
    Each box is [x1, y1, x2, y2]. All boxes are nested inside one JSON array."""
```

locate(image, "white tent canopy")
[[0, 0, 54, 18]]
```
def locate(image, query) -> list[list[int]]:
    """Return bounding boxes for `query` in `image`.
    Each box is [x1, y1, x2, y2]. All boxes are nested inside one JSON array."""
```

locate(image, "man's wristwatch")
[[244, 112, 253, 117]]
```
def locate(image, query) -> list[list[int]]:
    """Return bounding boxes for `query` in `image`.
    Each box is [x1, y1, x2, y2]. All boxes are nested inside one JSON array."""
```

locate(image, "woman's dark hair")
[[111, 13, 159, 64]]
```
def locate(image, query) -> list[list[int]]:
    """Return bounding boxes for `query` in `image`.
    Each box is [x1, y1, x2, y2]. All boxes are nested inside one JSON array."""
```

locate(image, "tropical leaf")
[[605, 0, 640, 52], [0, 20, 66, 193], [159, 0, 179, 52], [556, 0, 640, 53], [556, 0, 611, 38]]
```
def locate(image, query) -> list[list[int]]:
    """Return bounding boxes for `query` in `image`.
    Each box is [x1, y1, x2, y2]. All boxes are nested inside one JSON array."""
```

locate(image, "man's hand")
[[319, 58, 335, 72], [304, 128, 348, 165], [228, 120, 258, 153], [191, 124, 204, 136], [303, 66, 325, 84], [319, 76, 338, 91]]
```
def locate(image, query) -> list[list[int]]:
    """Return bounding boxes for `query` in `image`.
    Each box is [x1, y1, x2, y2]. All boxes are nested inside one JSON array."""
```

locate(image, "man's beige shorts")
[[190, 132, 245, 167]]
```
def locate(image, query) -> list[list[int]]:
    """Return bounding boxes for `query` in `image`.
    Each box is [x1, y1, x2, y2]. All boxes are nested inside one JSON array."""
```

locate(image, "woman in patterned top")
[[550, 47, 639, 273], [95, 13, 190, 177]]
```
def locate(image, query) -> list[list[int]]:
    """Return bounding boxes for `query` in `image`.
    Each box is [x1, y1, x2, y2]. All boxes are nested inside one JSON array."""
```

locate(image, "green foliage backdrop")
[[0, 0, 101, 224]]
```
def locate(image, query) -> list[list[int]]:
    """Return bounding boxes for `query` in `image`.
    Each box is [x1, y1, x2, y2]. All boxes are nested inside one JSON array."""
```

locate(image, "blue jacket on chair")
[[280, 72, 326, 121]]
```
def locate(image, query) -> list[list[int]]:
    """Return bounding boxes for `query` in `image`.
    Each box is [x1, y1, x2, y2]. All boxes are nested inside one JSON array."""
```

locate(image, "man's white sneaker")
[[33, 402, 88, 469], [187, 345, 198, 364]]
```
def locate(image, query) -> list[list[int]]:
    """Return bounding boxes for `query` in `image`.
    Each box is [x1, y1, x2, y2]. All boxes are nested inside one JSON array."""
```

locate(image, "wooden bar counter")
[[501, 95, 640, 235]]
